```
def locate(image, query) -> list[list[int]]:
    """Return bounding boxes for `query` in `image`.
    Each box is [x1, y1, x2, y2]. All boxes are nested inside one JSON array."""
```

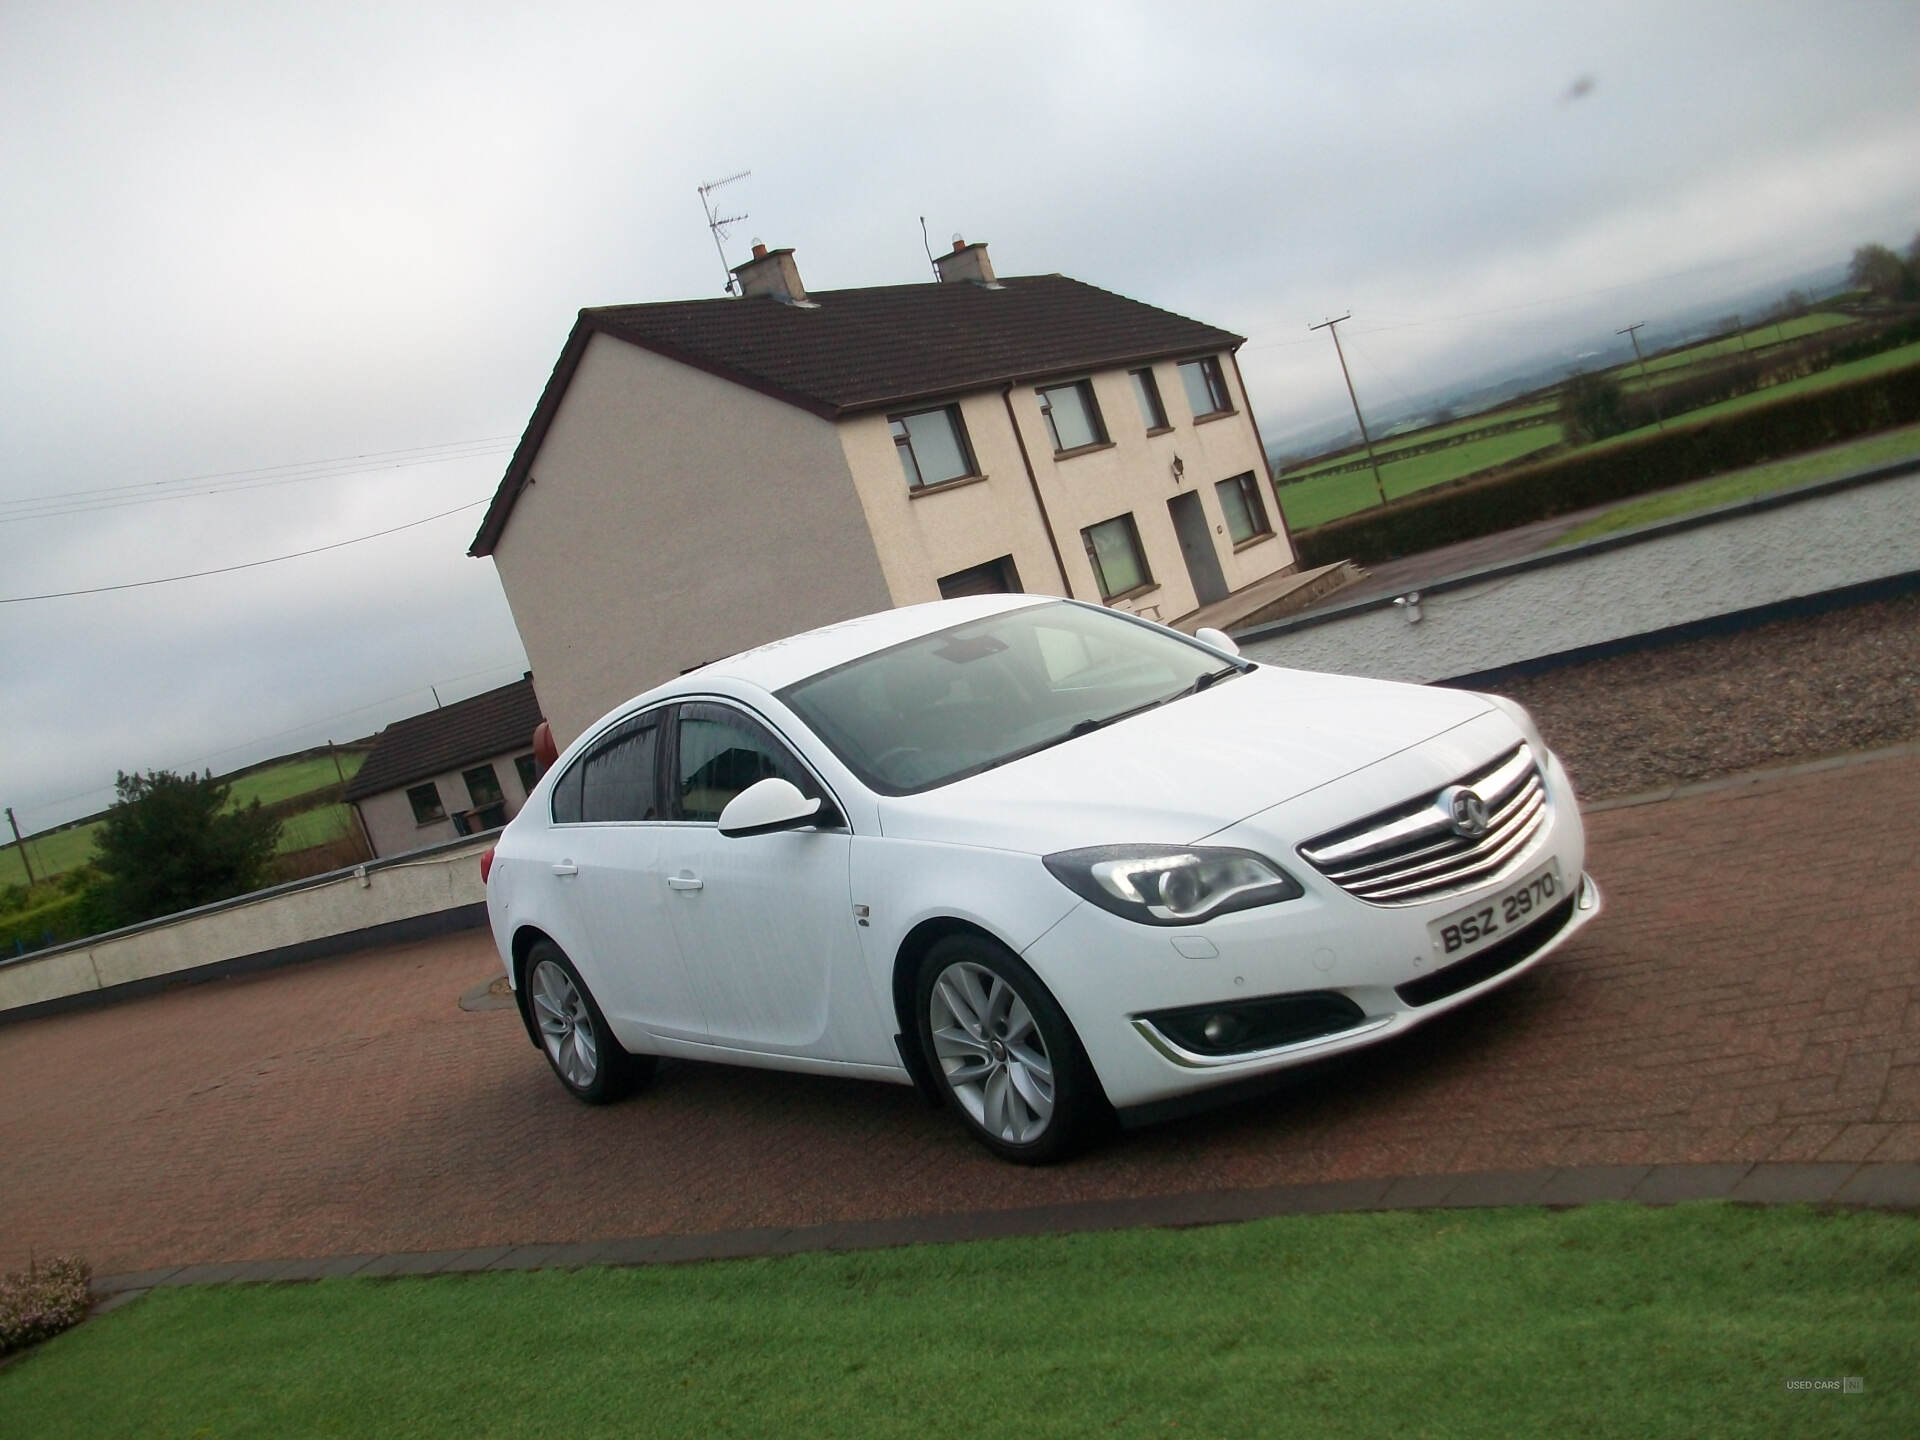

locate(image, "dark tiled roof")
[[344, 678, 543, 802], [470, 273, 1243, 555]]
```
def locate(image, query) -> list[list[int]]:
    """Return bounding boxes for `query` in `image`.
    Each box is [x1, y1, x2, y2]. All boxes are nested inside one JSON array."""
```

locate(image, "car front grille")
[[1298, 742, 1547, 906]]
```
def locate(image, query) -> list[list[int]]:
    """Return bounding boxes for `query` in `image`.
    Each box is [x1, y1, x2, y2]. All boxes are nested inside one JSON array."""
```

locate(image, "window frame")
[[1081, 513, 1156, 601], [1178, 356, 1234, 421], [1035, 378, 1110, 455], [407, 782, 446, 826], [1215, 471, 1274, 546], [664, 700, 840, 827], [550, 707, 668, 826], [463, 763, 504, 809], [1130, 368, 1170, 432], [889, 404, 980, 491], [514, 752, 540, 795]]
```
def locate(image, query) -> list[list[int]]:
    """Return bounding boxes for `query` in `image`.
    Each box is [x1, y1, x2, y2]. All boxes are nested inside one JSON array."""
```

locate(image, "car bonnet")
[[870, 665, 1496, 854]]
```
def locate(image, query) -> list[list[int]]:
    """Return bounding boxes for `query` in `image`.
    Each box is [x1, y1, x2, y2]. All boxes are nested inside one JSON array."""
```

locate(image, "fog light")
[[1201, 1013, 1242, 1047], [1144, 991, 1367, 1057]]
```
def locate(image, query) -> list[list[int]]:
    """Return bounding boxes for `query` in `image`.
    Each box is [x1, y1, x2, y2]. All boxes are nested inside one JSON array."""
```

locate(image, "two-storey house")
[[470, 239, 1300, 746]]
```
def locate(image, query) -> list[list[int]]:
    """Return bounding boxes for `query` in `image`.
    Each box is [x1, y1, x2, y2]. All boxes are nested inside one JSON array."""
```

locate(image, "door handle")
[[666, 874, 704, 891], [551, 861, 579, 877]]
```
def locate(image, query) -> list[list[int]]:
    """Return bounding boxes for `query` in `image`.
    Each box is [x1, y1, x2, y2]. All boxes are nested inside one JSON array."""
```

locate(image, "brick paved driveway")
[[3, 751, 1915, 1276]]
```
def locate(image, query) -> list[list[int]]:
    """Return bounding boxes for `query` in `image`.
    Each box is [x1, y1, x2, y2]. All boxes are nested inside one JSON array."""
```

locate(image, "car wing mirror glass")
[[718, 777, 826, 837]]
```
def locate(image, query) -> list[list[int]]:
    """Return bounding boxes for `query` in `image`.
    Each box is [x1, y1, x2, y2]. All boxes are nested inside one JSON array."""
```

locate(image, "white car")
[[483, 595, 1599, 1162]]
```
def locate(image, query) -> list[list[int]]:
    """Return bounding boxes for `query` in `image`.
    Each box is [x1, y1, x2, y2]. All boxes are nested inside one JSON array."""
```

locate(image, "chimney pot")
[[952, 238, 966, 253], [751, 242, 768, 259]]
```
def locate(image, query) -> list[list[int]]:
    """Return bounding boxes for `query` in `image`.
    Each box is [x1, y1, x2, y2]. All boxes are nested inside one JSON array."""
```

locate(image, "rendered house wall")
[[840, 355, 1294, 622], [487, 334, 895, 745]]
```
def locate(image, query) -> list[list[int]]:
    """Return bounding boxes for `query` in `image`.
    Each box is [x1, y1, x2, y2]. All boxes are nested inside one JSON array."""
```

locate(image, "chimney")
[[934, 236, 1000, 288], [730, 242, 814, 305]]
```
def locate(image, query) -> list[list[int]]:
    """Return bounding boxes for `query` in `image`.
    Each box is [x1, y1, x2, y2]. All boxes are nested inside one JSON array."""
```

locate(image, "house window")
[[1215, 472, 1273, 545], [937, 555, 1023, 599], [514, 753, 539, 795], [1082, 514, 1153, 600], [1036, 380, 1107, 453], [890, 405, 977, 489], [1130, 369, 1169, 431], [407, 782, 445, 825], [1179, 356, 1232, 419], [464, 764, 504, 809]]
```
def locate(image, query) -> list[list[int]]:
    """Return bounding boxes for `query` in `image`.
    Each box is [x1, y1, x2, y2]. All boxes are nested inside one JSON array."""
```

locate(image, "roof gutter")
[[1001, 383, 1073, 597]]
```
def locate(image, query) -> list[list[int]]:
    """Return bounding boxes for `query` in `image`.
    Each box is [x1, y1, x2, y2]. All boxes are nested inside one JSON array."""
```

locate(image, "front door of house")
[[1168, 491, 1229, 607]]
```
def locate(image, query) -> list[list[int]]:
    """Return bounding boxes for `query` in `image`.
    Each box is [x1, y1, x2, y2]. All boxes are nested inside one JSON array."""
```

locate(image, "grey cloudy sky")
[[3, 0, 1916, 832]]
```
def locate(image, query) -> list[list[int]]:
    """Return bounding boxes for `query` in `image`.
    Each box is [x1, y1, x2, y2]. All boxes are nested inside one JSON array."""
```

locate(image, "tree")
[[1847, 243, 1909, 302], [87, 770, 282, 929], [1558, 371, 1633, 444]]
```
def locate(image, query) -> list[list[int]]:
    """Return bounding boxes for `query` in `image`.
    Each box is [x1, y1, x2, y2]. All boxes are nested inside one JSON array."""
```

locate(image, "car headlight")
[[1042, 845, 1303, 926]]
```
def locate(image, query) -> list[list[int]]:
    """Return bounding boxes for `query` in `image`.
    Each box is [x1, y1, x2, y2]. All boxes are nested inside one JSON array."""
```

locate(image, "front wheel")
[[914, 934, 1105, 1164], [525, 941, 653, 1105]]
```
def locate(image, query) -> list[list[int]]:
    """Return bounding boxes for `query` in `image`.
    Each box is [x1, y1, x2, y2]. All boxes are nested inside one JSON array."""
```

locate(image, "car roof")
[[672, 593, 1056, 697]]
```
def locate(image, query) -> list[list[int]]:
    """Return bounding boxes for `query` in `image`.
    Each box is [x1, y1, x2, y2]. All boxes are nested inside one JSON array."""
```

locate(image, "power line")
[[1, 436, 516, 526], [0, 498, 489, 605]]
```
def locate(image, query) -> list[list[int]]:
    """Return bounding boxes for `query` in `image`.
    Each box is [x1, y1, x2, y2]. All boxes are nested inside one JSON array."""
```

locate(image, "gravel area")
[[1486, 590, 1920, 801]]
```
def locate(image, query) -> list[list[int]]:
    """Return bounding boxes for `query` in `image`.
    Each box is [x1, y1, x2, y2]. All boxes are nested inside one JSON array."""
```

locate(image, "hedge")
[[0, 889, 97, 956], [1293, 361, 1920, 567]]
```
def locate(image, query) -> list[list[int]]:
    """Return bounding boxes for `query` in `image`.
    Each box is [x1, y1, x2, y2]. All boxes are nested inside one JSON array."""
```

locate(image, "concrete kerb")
[[86, 1161, 1920, 1302]]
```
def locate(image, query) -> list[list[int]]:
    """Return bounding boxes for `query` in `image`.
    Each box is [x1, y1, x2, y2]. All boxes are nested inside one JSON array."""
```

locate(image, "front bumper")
[[1020, 748, 1600, 1114]]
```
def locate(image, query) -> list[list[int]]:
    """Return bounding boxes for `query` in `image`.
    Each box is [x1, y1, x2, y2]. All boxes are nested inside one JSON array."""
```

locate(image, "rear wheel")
[[524, 941, 652, 1104], [914, 933, 1104, 1164]]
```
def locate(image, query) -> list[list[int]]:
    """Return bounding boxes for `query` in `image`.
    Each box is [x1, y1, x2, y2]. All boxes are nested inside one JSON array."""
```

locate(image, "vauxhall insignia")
[[1440, 785, 1491, 839]]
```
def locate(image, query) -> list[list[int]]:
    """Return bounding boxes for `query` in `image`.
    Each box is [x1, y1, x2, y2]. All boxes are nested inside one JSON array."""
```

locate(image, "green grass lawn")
[[2, 1203, 1910, 1438], [1278, 423, 1565, 529], [1554, 423, 1920, 546]]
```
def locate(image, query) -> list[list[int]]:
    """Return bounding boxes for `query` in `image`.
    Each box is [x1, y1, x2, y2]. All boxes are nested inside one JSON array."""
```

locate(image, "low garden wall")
[[1238, 463, 1920, 684], [0, 835, 495, 1020]]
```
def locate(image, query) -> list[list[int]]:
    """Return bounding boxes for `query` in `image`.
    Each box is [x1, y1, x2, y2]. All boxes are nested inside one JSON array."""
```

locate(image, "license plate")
[[1428, 861, 1564, 961]]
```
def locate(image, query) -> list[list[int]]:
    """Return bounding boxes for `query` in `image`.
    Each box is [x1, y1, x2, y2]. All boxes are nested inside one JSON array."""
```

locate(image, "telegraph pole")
[[1617, 322, 1664, 430], [5, 806, 35, 887], [1311, 314, 1388, 506]]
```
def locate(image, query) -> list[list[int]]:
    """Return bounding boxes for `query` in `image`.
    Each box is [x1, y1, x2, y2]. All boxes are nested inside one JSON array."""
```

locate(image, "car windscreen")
[[777, 601, 1241, 795]]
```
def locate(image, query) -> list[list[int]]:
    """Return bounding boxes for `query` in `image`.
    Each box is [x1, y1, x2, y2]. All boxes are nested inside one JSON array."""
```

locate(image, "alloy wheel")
[[530, 957, 599, 1089], [927, 959, 1055, 1143]]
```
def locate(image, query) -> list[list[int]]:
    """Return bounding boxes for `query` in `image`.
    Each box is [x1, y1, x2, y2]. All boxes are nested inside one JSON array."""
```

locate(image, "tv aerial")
[[698, 171, 751, 294]]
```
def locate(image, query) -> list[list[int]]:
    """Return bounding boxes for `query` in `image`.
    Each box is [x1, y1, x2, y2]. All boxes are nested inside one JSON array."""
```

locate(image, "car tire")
[[524, 940, 653, 1105], [913, 932, 1106, 1164]]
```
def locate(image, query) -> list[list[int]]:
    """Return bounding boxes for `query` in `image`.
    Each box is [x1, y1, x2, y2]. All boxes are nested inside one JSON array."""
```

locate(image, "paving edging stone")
[[89, 1161, 1920, 1300]]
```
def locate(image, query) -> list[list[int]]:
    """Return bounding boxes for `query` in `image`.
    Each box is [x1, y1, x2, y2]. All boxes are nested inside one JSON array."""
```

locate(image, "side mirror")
[[718, 777, 829, 838], [1194, 626, 1241, 657]]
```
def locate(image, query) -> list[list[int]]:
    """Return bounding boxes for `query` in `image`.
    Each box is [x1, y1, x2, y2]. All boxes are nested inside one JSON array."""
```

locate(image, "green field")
[[1585, 341, 1920, 455], [1, 1203, 1911, 1438], [1277, 423, 1564, 529], [274, 804, 357, 851], [2, 751, 369, 885], [1554, 422, 1920, 546], [1626, 310, 1855, 378], [1274, 313, 1884, 525], [224, 751, 364, 809], [1279, 398, 1559, 480]]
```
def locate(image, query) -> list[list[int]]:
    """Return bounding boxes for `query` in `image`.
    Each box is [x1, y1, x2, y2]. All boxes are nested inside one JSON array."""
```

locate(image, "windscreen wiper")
[[1178, 661, 1250, 700]]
